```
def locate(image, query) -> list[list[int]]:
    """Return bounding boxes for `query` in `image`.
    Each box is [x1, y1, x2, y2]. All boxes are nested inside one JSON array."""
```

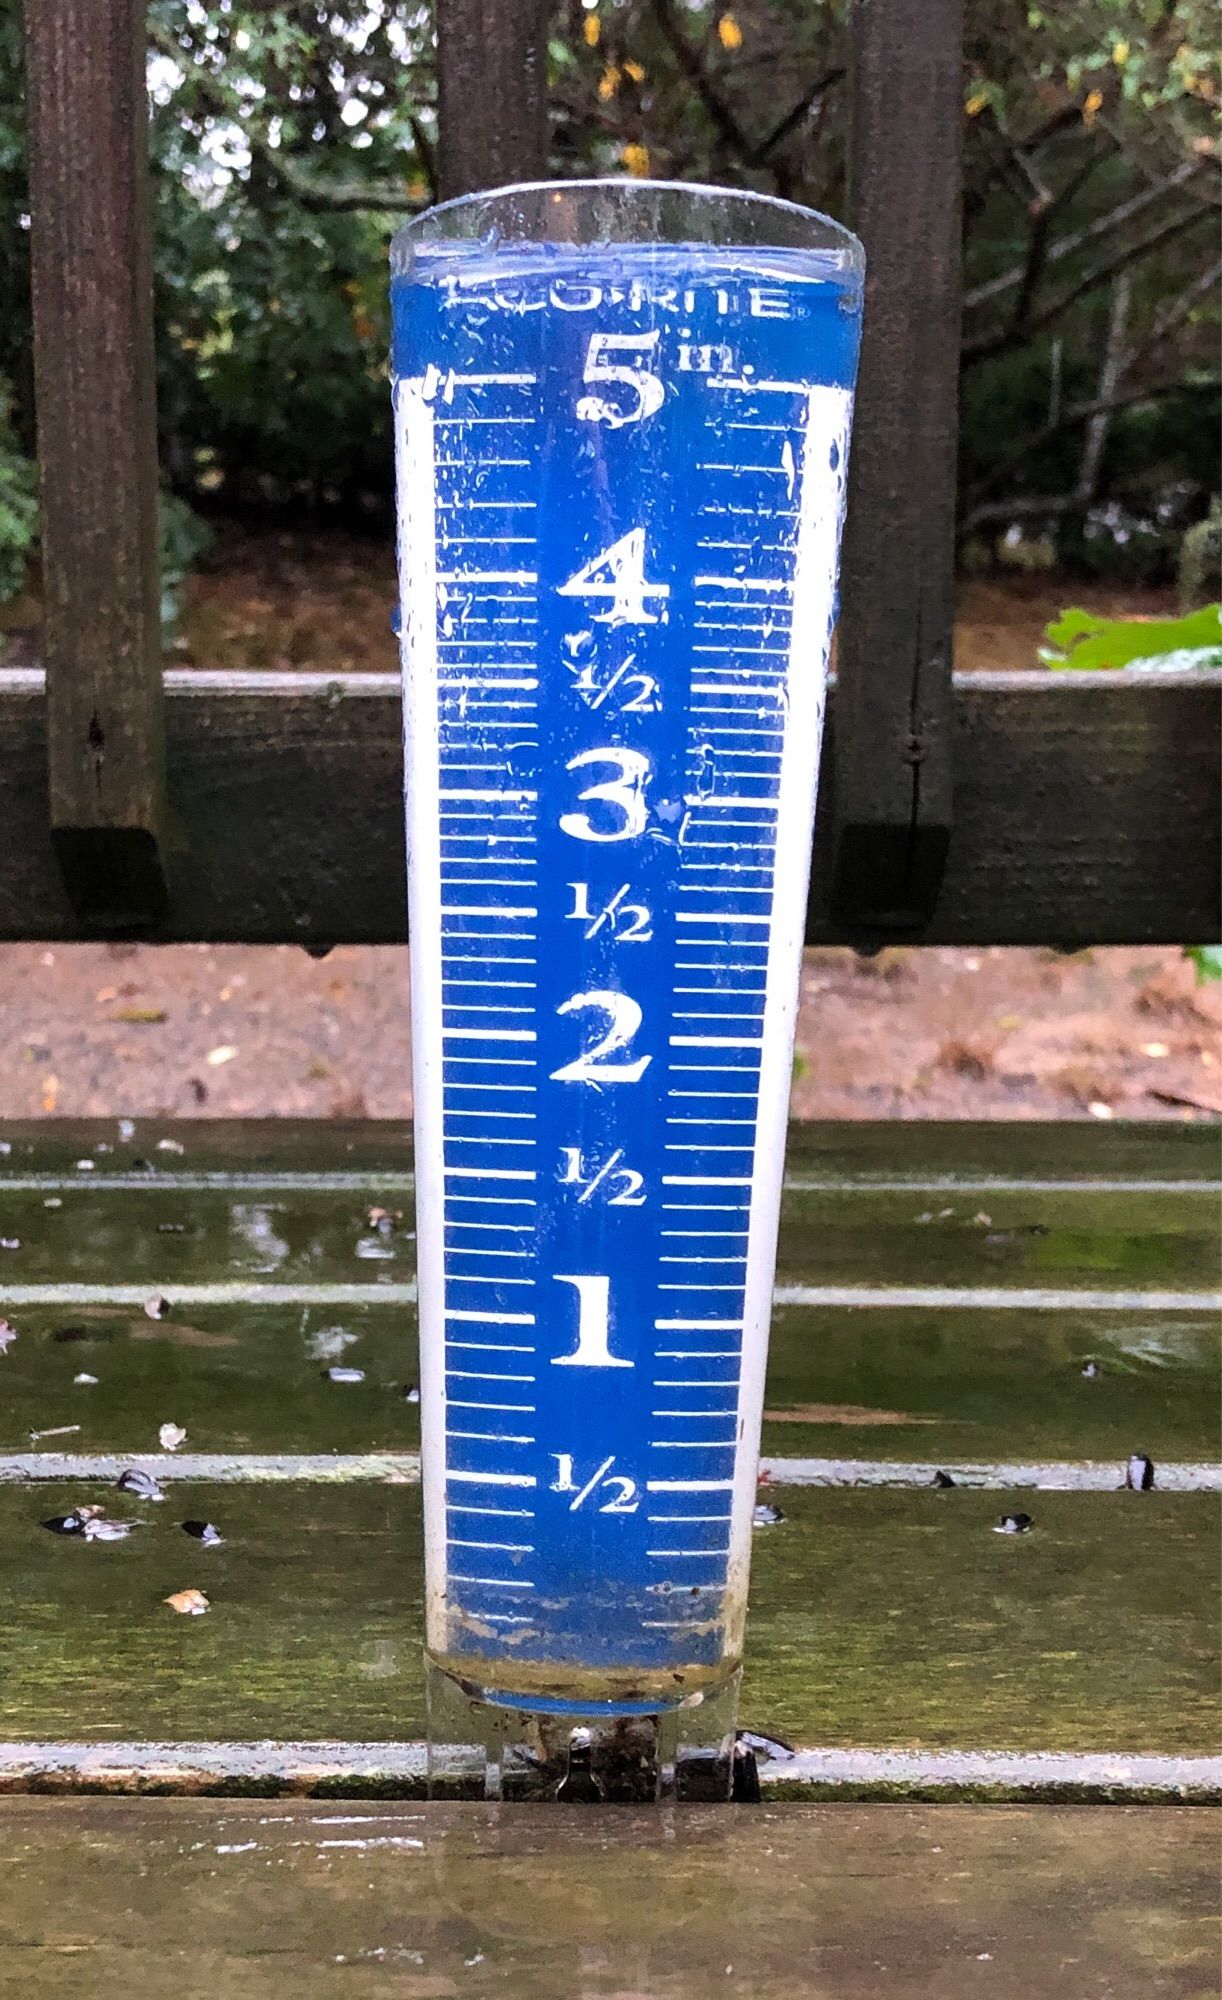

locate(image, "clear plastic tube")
[[391, 180, 862, 1794]]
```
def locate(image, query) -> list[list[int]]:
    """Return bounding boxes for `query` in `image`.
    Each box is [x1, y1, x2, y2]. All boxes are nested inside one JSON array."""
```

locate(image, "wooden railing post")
[[23, 0, 168, 930], [435, 0, 549, 199], [834, 0, 963, 935]]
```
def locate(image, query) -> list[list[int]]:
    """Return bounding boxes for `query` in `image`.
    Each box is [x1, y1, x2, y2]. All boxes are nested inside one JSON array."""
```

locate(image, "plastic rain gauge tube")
[[391, 180, 863, 1801]]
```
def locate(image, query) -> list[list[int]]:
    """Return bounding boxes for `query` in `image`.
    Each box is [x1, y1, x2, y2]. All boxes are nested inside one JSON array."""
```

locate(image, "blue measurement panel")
[[393, 242, 861, 1701]]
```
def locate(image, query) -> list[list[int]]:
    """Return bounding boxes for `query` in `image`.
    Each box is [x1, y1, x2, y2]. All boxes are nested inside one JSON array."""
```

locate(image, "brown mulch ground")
[[2, 538, 1215, 1124], [0, 527, 1182, 678], [1, 942, 1217, 1123]]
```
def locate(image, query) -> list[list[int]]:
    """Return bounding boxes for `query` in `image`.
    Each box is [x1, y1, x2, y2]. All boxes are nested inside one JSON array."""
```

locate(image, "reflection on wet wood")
[[0, 1800, 1218, 1999]]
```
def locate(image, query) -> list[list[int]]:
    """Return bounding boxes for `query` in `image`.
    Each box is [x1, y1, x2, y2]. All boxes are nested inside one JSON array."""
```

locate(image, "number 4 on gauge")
[[559, 530, 668, 626]]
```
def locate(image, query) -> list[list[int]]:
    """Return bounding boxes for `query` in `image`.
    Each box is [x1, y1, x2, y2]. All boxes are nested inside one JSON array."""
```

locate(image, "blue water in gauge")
[[392, 239, 861, 1710]]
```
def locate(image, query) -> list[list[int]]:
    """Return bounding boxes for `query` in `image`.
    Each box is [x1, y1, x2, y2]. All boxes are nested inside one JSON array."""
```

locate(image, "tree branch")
[[963, 200, 1213, 364], [649, 0, 751, 161], [1075, 269, 1132, 504], [961, 373, 1221, 532], [748, 67, 845, 167], [965, 157, 1211, 313]]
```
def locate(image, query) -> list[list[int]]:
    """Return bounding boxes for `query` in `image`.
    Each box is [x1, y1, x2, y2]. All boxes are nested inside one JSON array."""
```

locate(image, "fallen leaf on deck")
[[132, 1321, 238, 1348], [159, 1422, 188, 1450], [206, 1045, 238, 1067], [763, 1404, 938, 1427], [108, 1007, 167, 1025], [164, 1588, 209, 1615]]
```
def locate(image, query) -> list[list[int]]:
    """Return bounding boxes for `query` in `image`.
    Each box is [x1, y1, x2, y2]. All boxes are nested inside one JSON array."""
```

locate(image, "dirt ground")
[[2, 538, 1216, 1124], [0, 526, 1181, 678], [1, 940, 1218, 1123]]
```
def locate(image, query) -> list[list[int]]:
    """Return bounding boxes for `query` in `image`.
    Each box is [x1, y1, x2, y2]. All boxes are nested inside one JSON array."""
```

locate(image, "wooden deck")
[[2, 1799, 1218, 1998], [0, 1118, 1216, 1804], [0, 1117, 1217, 1996]]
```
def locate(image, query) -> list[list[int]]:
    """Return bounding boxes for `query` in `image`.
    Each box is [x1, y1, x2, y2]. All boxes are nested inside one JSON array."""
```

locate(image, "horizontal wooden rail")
[[0, 668, 1216, 947]]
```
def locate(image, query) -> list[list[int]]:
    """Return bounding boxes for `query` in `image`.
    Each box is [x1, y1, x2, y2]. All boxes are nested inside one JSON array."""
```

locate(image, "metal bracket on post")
[[23, 0, 169, 932], [832, 0, 962, 936]]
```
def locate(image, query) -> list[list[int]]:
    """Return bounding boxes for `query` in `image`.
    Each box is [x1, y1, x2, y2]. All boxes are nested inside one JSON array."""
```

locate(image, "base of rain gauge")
[[425, 1657, 742, 1803]]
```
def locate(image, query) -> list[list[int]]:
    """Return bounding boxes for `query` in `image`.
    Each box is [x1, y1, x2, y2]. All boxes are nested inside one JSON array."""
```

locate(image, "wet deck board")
[[1, 1799, 1218, 2000], [0, 1119, 1217, 1799], [1, 1485, 1217, 1774], [0, 1298, 1215, 1470]]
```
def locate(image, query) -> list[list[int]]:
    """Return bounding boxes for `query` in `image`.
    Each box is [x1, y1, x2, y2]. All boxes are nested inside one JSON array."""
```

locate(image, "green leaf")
[[1040, 605, 1222, 671], [1185, 946, 1222, 984]]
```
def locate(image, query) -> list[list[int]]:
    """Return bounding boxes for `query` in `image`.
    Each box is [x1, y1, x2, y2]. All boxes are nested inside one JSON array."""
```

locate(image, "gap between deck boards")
[[0, 1740, 1216, 1804], [2, 1282, 1219, 1311], [0, 1451, 1217, 1490]]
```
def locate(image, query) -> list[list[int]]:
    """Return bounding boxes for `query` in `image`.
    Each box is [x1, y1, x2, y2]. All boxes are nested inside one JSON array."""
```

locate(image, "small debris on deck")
[[116, 1469, 166, 1502], [753, 1503, 785, 1528], [323, 1366, 366, 1384], [81, 1517, 138, 1543], [994, 1512, 1034, 1535], [181, 1520, 224, 1546], [1126, 1453, 1156, 1492], [159, 1423, 188, 1451]]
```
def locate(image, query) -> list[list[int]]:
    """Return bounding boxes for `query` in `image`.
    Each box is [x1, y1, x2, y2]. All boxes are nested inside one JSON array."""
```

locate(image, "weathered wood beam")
[[434, 0, 549, 198], [22, 0, 167, 931], [837, 0, 963, 929], [0, 670, 1216, 946]]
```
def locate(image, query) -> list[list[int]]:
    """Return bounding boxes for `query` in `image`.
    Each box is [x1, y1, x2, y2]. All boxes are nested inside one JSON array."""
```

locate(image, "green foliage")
[[1180, 505, 1222, 609], [0, 0, 1216, 576], [158, 489, 212, 633], [0, 372, 36, 604], [1185, 946, 1222, 983], [1040, 604, 1222, 670]]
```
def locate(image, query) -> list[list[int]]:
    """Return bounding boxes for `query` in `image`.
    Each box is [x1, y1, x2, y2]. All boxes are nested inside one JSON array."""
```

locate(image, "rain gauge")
[[391, 181, 863, 1800]]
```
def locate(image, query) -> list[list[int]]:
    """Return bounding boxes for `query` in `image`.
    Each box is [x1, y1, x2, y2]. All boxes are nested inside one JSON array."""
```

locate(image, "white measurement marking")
[[445, 1310, 536, 1325], [669, 1035, 763, 1050], [447, 1471, 537, 1489], [646, 1480, 735, 1494], [450, 1575, 536, 1590]]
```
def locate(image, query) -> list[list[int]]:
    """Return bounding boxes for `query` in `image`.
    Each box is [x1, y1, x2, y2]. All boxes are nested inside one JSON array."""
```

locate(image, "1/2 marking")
[[567, 882, 652, 942], [551, 1453, 640, 1513], [565, 649, 661, 714], [560, 1147, 647, 1206]]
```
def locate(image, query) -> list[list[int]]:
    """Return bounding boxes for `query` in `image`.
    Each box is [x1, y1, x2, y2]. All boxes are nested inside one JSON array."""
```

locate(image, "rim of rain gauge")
[[390, 177, 864, 275]]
